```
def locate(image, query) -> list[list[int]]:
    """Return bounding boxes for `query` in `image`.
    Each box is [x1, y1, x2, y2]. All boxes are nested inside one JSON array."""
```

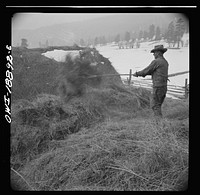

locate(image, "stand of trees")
[[165, 18, 187, 48], [78, 23, 166, 47], [75, 18, 183, 49]]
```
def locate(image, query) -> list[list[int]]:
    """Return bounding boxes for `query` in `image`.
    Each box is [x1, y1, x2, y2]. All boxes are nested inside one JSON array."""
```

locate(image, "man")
[[133, 45, 169, 118]]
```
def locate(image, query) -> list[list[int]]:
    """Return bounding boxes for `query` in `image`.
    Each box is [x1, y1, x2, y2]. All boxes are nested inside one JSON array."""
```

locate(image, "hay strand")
[[11, 167, 35, 191]]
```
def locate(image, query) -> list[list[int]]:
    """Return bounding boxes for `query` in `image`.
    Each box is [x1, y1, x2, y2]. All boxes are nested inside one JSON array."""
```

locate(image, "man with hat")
[[133, 45, 169, 118]]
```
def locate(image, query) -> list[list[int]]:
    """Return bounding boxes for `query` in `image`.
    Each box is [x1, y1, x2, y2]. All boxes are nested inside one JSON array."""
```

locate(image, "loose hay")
[[14, 118, 188, 191], [56, 47, 123, 103], [11, 93, 105, 170], [11, 46, 188, 191]]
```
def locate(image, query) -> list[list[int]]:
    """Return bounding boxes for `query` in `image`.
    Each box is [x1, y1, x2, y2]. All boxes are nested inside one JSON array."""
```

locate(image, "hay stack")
[[57, 47, 123, 102], [11, 47, 152, 190]]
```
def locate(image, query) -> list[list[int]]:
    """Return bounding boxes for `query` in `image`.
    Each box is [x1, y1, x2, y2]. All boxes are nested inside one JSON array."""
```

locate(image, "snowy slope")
[[96, 41, 189, 87]]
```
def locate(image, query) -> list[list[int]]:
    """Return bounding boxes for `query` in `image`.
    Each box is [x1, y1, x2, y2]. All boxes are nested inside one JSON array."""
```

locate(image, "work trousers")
[[151, 86, 167, 118]]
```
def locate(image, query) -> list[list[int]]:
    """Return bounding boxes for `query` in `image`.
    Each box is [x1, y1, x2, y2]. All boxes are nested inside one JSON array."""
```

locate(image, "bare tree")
[[20, 38, 28, 48]]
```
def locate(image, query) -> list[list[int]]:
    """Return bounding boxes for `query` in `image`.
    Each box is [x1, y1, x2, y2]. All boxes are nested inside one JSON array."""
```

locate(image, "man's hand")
[[133, 72, 138, 77]]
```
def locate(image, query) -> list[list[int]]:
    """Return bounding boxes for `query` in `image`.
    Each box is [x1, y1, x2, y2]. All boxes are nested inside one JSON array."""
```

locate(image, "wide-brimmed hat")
[[150, 45, 167, 53]]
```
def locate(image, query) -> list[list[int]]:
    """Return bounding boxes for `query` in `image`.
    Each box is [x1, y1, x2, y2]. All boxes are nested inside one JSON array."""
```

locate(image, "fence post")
[[184, 78, 188, 99], [128, 69, 132, 85]]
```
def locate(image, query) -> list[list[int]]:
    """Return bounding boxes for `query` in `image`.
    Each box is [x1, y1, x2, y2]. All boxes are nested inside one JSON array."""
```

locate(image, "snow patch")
[[42, 49, 81, 62]]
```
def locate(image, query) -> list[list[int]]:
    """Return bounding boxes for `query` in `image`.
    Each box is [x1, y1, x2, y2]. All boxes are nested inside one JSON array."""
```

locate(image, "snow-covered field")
[[96, 41, 189, 87]]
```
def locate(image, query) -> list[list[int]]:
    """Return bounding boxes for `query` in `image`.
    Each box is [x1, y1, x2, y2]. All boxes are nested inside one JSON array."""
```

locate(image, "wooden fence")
[[122, 69, 189, 99], [86, 69, 189, 99]]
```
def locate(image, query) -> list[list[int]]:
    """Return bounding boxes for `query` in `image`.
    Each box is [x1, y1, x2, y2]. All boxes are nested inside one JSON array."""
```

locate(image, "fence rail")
[[86, 69, 189, 99], [121, 69, 189, 99]]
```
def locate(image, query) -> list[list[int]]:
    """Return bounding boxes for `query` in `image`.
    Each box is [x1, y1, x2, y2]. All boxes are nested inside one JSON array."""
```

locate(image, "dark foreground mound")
[[12, 46, 123, 102]]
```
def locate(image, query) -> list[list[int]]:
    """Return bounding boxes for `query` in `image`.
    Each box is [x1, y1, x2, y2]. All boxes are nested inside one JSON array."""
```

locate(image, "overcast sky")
[[12, 12, 189, 32], [12, 13, 115, 30]]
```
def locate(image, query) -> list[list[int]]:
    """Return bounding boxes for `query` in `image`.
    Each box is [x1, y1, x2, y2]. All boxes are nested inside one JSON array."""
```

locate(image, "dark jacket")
[[136, 56, 169, 87]]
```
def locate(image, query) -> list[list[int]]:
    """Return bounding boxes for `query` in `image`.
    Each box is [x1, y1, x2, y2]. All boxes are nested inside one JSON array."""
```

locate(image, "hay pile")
[[12, 46, 123, 102], [11, 87, 150, 166], [11, 117, 188, 191], [11, 94, 105, 168], [56, 47, 124, 103], [11, 46, 154, 190]]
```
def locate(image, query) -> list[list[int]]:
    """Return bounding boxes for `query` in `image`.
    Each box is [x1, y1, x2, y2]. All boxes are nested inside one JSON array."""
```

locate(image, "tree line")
[[79, 17, 188, 48]]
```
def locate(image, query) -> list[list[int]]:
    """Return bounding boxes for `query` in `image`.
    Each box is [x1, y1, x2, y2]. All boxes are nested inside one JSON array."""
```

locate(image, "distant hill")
[[12, 14, 179, 48]]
